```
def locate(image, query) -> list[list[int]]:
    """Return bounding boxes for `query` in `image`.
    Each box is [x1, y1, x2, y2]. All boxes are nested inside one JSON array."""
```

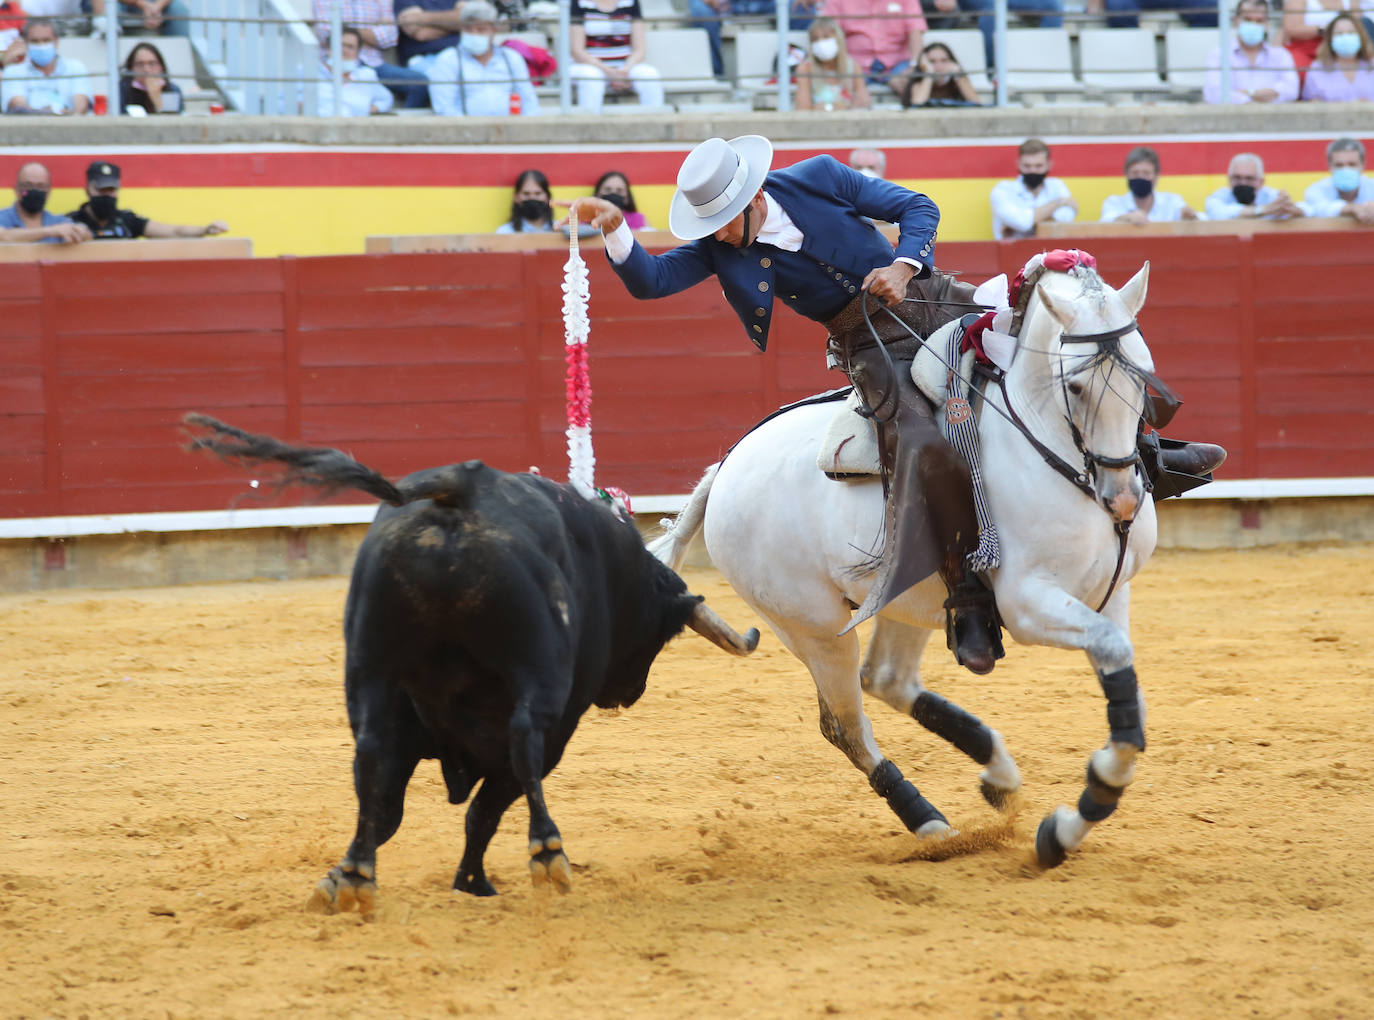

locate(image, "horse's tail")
[[646, 461, 718, 571], [183, 413, 405, 506]]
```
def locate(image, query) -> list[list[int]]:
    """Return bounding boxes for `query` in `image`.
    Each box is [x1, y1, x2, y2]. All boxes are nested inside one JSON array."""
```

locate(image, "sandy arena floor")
[[2, 543, 1372, 1019]]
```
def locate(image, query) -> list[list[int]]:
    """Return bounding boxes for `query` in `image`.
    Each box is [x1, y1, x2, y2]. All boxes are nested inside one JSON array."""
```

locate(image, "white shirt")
[[1302, 174, 1374, 218], [1204, 183, 1284, 220], [316, 64, 394, 116], [15, 0, 82, 14], [1100, 190, 1193, 223], [606, 192, 922, 272], [989, 176, 1076, 240], [1, 53, 91, 114], [426, 44, 540, 118]]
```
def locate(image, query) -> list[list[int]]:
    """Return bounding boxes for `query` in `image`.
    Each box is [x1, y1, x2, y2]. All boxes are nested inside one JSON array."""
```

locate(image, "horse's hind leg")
[[861, 618, 1021, 810], [766, 613, 953, 839]]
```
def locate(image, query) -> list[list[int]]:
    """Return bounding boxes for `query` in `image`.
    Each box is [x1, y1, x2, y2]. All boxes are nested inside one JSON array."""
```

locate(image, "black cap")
[[86, 161, 121, 187]]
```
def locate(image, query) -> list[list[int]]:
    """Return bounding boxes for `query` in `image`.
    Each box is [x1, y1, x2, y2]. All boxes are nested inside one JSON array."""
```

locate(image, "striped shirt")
[[572, 0, 642, 65]]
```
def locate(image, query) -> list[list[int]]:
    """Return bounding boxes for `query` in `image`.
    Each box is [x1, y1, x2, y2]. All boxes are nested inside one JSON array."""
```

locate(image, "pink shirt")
[[1302, 60, 1374, 101], [825, 0, 926, 70]]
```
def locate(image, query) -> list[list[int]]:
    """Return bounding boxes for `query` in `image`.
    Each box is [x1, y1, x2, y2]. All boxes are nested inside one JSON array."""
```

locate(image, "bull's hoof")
[[1034, 814, 1067, 869], [453, 868, 498, 897], [306, 865, 378, 917], [528, 836, 572, 894], [979, 779, 1019, 813]]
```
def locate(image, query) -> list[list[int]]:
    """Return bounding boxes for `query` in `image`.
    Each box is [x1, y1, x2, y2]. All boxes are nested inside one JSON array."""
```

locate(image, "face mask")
[[855, 167, 878, 178], [1127, 177, 1154, 199], [516, 198, 550, 222], [1236, 21, 1267, 47], [1021, 171, 1046, 190], [89, 193, 118, 220], [811, 37, 839, 61], [339, 58, 359, 72], [1332, 165, 1362, 192], [26, 42, 56, 66], [18, 188, 48, 214], [460, 32, 493, 56], [1231, 183, 1257, 205], [599, 192, 628, 210], [1331, 32, 1362, 58]]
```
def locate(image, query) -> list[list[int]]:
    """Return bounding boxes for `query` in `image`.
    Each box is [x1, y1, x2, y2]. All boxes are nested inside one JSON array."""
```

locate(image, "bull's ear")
[[1118, 261, 1149, 316]]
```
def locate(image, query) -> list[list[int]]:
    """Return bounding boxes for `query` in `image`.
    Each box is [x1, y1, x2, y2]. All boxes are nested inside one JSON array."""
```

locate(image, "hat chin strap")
[[740, 200, 753, 246]]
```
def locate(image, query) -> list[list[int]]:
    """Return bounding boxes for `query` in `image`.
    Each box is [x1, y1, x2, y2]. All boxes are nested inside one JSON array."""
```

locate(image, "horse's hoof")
[[529, 850, 573, 894], [980, 779, 1018, 812], [306, 865, 378, 915], [915, 818, 956, 839], [1035, 814, 1067, 868]]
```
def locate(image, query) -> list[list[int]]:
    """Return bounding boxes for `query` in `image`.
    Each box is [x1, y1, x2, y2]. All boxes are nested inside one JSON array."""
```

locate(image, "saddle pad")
[[910, 318, 975, 413], [817, 390, 881, 477]]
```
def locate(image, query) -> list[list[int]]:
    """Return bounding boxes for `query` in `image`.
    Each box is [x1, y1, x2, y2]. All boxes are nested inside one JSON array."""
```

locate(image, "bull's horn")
[[688, 601, 760, 656]]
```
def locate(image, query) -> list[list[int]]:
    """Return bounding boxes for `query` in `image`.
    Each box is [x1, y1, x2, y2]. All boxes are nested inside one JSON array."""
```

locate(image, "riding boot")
[[1138, 431, 1227, 500]]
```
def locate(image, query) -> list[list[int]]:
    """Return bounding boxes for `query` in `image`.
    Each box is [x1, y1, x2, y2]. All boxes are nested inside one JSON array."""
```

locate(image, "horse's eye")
[[1067, 379, 1086, 397]]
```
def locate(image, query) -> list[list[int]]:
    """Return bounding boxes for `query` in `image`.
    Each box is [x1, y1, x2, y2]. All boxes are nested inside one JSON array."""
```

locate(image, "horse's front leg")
[[999, 580, 1144, 868], [861, 617, 1021, 810]]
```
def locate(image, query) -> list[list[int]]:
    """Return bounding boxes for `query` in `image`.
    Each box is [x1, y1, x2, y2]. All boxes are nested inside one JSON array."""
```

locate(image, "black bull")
[[185, 415, 758, 906]]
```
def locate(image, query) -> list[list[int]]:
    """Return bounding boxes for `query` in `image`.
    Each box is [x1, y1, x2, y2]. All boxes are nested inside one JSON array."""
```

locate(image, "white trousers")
[[569, 62, 665, 112]]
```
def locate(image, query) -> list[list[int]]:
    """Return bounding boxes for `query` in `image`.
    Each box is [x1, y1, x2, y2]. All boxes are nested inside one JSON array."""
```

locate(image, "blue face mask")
[[1332, 165, 1363, 192], [1236, 21, 1267, 47], [459, 31, 492, 56], [27, 42, 56, 66], [1331, 32, 1361, 58]]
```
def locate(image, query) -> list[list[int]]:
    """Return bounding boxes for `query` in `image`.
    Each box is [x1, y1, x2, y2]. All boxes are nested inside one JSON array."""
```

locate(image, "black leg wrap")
[[1098, 666, 1146, 751], [911, 691, 994, 765], [869, 759, 947, 834], [1076, 762, 1127, 824]]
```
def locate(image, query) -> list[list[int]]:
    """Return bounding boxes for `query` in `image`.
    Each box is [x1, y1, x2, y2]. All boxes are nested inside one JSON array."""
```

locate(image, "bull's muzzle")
[[689, 602, 760, 656]]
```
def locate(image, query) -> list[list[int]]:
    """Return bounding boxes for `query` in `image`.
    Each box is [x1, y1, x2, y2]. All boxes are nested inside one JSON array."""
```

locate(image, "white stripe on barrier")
[[0, 480, 1369, 540]]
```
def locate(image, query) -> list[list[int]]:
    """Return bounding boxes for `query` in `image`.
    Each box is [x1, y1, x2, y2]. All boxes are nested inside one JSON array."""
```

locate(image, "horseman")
[[570, 135, 1222, 676]]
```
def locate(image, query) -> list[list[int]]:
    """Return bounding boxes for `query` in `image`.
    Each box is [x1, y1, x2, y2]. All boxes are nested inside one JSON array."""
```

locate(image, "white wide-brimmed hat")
[[668, 135, 773, 241]]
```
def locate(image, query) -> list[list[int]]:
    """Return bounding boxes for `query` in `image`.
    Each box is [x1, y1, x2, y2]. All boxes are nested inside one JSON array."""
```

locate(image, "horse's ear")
[[1035, 283, 1071, 328], [1118, 261, 1150, 316]]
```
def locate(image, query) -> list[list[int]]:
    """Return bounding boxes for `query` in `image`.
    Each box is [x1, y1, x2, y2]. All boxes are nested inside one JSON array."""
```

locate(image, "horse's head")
[[1026, 262, 1159, 524]]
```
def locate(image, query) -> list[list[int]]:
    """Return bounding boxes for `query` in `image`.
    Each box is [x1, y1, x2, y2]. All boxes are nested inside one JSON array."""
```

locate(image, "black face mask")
[[516, 198, 550, 222], [89, 193, 118, 220], [18, 188, 48, 214], [1127, 177, 1154, 199], [1020, 172, 1046, 190], [1231, 183, 1257, 205], [599, 192, 628, 210]]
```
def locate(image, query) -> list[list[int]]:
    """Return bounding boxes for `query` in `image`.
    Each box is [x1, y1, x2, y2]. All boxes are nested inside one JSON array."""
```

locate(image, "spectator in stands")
[[1100, 146, 1200, 224], [0, 161, 91, 244], [313, 0, 430, 107], [1204, 0, 1298, 104], [426, 0, 540, 116], [86, 0, 192, 37], [396, 0, 463, 73], [67, 161, 229, 239], [1204, 152, 1305, 220], [1303, 136, 1374, 223], [120, 42, 183, 114], [1106, 0, 1215, 28], [593, 170, 652, 230], [318, 25, 395, 115], [689, 0, 820, 79], [964, 0, 1065, 68], [848, 147, 886, 177], [902, 40, 979, 107], [990, 138, 1077, 240], [496, 168, 555, 233], [1, 2, 26, 72], [569, 0, 665, 112], [826, 0, 926, 98], [1, 18, 90, 114], [1300, 13, 1374, 100], [1281, 0, 1361, 72], [795, 16, 871, 110]]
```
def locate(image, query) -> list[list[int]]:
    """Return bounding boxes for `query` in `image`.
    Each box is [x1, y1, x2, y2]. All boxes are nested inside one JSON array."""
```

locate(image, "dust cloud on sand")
[[2, 544, 1371, 1019]]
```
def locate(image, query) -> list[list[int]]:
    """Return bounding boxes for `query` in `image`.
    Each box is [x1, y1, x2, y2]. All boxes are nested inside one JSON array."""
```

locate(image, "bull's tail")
[[645, 461, 718, 572], [184, 413, 405, 506]]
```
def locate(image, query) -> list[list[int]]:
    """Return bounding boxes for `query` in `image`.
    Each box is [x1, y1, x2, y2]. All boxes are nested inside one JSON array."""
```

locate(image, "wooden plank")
[[57, 332, 285, 373], [294, 252, 533, 293], [300, 363, 535, 405], [62, 406, 290, 449], [0, 452, 44, 493], [299, 401, 528, 441], [295, 288, 525, 331], [0, 301, 42, 340], [0, 414, 46, 451], [44, 256, 279, 296], [0, 238, 253, 263], [59, 369, 286, 410], [299, 327, 532, 367], [0, 263, 41, 299], [55, 294, 284, 336]]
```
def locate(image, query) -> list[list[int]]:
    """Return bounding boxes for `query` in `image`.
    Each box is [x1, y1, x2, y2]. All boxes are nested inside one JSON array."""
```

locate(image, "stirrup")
[[943, 576, 1006, 673]]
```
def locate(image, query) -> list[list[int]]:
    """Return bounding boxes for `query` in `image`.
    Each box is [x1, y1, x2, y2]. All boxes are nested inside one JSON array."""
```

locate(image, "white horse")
[[651, 258, 1161, 868]]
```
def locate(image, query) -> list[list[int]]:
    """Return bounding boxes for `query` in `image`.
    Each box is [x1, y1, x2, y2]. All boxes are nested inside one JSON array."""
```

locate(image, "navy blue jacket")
[[610, 154, 939, 350]]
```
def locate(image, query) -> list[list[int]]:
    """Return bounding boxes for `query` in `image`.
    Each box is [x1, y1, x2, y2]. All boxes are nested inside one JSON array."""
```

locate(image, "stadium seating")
[[642, 27, 731, 101], [732, 28, 807, 104], [1003, 28, 1084, 99], [49, 36, 212, 110], [924, 28, 994, 100], [1164, 26, 1216, 96], [1078, 28, 1169, 99]]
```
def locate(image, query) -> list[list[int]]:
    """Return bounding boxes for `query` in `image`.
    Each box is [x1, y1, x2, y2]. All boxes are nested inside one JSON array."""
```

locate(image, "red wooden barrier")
[[2, 235, 1372, 519]]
